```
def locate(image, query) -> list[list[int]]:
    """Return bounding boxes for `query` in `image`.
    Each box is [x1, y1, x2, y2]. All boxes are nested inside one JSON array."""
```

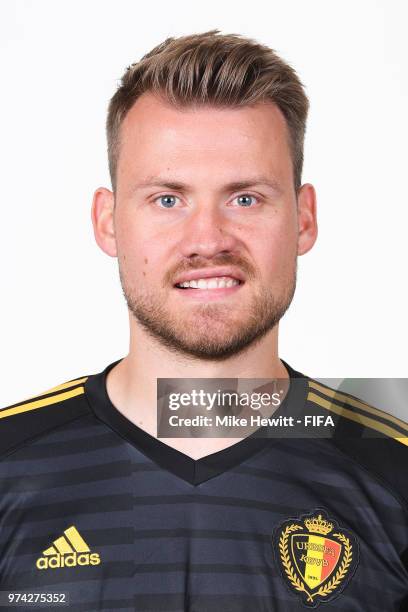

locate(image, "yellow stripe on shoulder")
[[307, 382, 408, 447], [0, 386, 86, 420], [308, 380, 408, 434], [22, 376, 89, 401]]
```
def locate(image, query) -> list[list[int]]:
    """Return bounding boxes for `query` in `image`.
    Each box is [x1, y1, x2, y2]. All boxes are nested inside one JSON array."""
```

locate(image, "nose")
[[177, 203, 240, 260]]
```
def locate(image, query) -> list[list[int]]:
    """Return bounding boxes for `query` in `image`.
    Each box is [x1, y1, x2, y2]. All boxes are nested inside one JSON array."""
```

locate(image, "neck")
[[105, 315, 288, 458]]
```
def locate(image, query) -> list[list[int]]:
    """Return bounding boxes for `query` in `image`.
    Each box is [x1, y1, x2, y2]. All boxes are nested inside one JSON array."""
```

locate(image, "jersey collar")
[[84, 357, 308, 485]]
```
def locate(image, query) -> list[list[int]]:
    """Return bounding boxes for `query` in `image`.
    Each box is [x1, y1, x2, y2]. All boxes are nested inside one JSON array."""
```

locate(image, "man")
[[1, 30, 407, 611]]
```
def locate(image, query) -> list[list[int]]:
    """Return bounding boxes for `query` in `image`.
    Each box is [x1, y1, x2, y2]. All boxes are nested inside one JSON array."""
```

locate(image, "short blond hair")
[[107, 29, 309, 192]]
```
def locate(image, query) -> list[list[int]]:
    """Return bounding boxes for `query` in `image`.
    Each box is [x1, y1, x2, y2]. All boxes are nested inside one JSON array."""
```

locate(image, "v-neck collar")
[[84, 357, 308, 485]]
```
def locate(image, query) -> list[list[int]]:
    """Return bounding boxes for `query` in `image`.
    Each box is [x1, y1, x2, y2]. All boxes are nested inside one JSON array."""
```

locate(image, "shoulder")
[[306, 376, 408, 511], [0, 373, 92, 459]]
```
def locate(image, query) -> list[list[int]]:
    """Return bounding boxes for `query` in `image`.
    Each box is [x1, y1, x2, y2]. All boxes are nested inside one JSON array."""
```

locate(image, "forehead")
[[117, 92, 293, 186]]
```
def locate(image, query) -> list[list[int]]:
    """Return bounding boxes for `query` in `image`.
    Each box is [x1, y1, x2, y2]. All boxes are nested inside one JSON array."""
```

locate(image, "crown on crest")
[[305, 514, 333, 535]]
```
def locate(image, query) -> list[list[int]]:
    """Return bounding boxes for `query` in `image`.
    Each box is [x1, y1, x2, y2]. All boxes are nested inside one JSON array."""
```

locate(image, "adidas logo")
[[36, 525, 101, 570]]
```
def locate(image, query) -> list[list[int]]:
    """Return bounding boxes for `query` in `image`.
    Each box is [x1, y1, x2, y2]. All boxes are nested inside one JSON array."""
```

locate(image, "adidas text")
[[36, 552, 101, 569]]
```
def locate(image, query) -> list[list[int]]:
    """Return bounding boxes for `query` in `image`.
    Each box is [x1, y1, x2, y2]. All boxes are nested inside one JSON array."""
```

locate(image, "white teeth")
[[177, 276, 240, 289]]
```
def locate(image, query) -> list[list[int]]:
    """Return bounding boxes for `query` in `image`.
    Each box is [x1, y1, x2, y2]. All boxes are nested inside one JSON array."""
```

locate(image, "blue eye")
[[154, 193, 258, 208], [157, 195, 178, 208], [235, 194, 257, 207]]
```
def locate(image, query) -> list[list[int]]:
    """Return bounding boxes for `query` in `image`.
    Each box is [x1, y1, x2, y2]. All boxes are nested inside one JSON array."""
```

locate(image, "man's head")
[[106, 29, 309, 195], [92, 30, 317, 361]]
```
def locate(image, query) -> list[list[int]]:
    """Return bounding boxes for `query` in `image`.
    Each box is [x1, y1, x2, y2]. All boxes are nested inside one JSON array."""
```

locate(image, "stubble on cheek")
[[115, 237, 298, 359]]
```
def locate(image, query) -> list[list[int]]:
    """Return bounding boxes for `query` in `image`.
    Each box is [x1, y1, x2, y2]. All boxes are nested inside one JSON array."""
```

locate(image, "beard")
[[118, 257, 297, 362]]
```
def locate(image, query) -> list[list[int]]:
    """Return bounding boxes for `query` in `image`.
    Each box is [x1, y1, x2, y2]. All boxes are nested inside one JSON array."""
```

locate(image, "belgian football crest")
[[273, 509, 359, 607]]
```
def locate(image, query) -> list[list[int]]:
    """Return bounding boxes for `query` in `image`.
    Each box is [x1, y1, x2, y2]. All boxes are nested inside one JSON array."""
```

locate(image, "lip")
[[173, 267, 246, 286], [174, 282, 243, 301]]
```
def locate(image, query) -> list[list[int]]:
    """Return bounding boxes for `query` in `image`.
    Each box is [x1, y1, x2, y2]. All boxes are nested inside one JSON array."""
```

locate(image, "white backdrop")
[[1, 0, 407, 407]]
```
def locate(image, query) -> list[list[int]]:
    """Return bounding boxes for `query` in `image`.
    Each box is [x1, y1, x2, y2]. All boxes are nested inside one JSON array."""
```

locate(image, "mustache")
[[164, 253, 256, 285]]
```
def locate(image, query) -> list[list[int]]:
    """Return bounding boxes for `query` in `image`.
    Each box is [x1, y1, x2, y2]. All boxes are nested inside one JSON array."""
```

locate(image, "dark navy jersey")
[[1, 358, 408, 611]]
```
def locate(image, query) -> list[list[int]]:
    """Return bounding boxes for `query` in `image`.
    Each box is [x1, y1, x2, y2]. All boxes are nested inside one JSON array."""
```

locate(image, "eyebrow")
[[132, 175, 283, 195]]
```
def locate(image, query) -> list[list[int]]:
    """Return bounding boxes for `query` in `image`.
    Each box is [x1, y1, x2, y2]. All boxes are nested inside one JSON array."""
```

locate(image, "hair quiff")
[[107, 29, 309, 192]]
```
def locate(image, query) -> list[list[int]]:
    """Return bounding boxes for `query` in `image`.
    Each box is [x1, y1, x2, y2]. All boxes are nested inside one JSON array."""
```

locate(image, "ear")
[[296, 183, 318, 256], [91, 187, 117, 257]]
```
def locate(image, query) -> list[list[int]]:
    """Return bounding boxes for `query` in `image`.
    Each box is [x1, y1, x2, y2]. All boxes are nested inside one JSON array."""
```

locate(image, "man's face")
[[105, 93, 315, 360]]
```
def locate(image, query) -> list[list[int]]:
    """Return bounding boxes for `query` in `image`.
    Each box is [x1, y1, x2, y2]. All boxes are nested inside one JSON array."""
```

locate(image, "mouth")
[[173, 275, 244, 300], [175, 276, 243, 290]]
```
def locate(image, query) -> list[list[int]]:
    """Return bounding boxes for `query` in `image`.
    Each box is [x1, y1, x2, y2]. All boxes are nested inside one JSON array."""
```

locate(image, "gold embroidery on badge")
[[274, 509, 359, 607]]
